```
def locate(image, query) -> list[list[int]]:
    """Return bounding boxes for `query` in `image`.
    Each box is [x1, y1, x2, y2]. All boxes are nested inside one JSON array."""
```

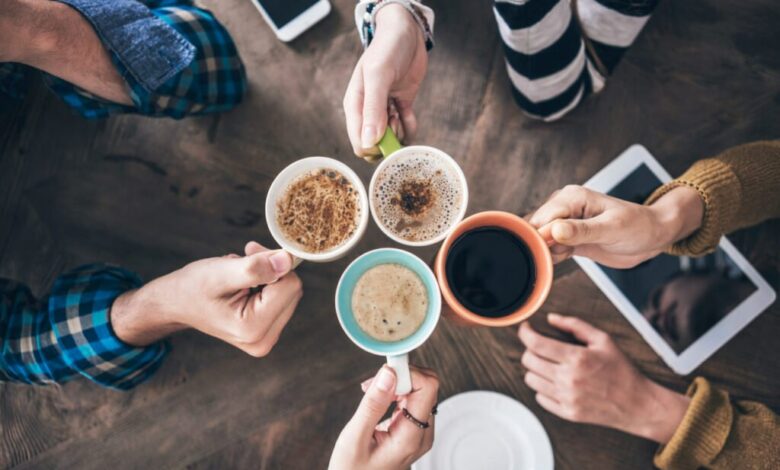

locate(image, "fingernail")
[[553, 222, 574, 241], [361, 125, 377, 148], [360, 378, 372, 389], [548, 313, 561, 320], [270, 251, 291, 274], [374, 367, 395, 392]]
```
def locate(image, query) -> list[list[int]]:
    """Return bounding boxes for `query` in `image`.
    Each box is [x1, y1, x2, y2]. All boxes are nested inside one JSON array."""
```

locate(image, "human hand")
[[518, 313, 689, 444], [111, 241, 303, 357], [528, 185, 704, 268], [329, 365, 439, 470], [343, 4, 428, 159]]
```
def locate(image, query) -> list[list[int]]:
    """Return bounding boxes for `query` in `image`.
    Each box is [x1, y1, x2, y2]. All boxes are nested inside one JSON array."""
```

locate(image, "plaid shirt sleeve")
[[0, 265, 168, 390], [44, 0, 247, 119]]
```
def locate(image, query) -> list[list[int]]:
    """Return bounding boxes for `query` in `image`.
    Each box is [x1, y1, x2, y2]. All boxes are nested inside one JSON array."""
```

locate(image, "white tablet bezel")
[[575, 144, 776, 375]]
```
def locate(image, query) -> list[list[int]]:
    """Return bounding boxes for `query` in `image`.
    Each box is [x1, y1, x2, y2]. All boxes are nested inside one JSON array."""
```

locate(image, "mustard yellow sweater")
[[645, 141, 780, 469]]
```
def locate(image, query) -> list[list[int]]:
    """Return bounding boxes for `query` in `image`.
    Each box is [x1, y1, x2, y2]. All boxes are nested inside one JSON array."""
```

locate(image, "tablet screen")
[[599, 164, 758, 354]]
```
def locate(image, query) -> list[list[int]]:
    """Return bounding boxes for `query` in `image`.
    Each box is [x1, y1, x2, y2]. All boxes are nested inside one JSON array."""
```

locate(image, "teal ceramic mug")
[[335, 248, 441, 394]]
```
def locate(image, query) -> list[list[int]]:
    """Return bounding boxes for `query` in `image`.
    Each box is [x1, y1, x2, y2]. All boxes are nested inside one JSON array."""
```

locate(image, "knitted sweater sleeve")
[[645, 140, 780, 256], [654, 377, 780, 469]]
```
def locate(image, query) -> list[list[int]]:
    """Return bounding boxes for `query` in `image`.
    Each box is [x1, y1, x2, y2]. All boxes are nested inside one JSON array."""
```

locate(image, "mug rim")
[[368, 145, 469, 247], [435, 211, 554, 327], [265, 156, 370, 262], [335, 247, 442, 356]]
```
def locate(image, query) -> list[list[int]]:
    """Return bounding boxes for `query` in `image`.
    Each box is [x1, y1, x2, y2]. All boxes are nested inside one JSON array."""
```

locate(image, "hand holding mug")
[[329, 365, 439, 470], [518, 313, 689, 444], [528, 185, 704, 268], [111, 241, 303, 357], [343, 4, 428, 158]]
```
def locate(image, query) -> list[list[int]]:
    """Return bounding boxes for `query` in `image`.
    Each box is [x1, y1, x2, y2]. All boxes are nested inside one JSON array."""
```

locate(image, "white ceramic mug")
[[265, 157, 369, 263], [368, 128, 469, 247]]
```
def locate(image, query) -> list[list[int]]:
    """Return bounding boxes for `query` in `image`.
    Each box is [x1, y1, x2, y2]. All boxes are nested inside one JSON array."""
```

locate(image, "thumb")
[[346, 366, 397, 436], [361, 71, 392, 149], [222, 250, 292, 290], [551, 218, 608, 247]]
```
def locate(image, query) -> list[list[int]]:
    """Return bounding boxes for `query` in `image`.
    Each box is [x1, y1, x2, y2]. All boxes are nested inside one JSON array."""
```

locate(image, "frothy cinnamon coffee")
[[372, 152, 464, 242], [276, 169, 360, 253]]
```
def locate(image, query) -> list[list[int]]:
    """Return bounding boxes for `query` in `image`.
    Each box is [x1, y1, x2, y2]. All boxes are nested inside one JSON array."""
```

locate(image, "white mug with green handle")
[[369, 127, 469, 247]]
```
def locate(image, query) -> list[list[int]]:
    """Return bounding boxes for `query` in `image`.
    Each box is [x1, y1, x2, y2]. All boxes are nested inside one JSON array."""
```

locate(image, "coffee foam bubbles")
[[372, 151, 463, 242]]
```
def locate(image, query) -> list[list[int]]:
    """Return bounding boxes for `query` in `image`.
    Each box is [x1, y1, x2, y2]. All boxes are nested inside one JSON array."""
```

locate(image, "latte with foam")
[[371, 151, 464, 243], [351, 263, 428, 342]]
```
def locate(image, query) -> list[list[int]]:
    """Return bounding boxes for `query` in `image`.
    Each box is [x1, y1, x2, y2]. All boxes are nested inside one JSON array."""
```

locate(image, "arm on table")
[[654, 377, 780, 470], [0, 265, 167, 390], [0, 0, 132, 104]]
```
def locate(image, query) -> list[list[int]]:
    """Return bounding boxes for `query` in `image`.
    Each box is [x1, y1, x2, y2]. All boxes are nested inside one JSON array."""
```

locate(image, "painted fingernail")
[[361, 125, 377, 148], [374, 367, 395, 392], [270, 251, 291, 274]]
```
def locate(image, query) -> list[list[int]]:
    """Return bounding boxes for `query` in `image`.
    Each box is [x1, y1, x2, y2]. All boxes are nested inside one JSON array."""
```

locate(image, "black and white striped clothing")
[[494, 0, 659, 121]]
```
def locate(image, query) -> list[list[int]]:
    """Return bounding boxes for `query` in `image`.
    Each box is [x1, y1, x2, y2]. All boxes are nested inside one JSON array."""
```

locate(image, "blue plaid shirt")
[[0, 265, 168, 390], [0, 0, 246, 119]]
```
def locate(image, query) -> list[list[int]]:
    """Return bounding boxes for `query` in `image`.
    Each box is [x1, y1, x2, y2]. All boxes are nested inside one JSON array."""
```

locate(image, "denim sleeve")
[[0, 265, 168, 390], [45, 0, 246, 119]]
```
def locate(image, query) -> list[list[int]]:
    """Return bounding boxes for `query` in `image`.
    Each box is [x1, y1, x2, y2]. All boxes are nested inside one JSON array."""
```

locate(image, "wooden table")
[[1, 0, 778, 468]]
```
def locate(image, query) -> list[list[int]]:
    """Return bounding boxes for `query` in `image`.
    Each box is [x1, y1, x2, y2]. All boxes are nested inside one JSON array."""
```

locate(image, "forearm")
[[646, 140, 780, 256], [654, 377, 780, 469], [1, 265, 168, 389], [8, 0, 132, 104], [110, 286, 184, 347]]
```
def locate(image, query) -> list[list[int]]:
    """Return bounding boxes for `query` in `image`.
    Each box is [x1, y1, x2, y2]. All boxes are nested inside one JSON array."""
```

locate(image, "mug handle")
[[387, 353, 412, 395], [290, 254, 304, 269], [377, 126, 403, 158]]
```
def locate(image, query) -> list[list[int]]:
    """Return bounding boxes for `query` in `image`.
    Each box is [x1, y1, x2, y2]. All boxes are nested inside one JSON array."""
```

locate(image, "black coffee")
[[445, 227, 536, 318]]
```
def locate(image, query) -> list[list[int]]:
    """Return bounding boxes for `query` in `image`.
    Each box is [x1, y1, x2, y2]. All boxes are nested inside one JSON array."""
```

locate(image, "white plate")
[[413, 391, 554, 470]]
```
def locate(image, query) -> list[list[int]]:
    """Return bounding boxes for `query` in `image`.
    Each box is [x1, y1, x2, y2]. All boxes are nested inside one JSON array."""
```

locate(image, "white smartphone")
[[249, 0, 331, 42]]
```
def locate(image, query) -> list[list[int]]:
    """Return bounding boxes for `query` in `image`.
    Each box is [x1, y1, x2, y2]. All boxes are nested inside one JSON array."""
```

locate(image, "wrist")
[[630, 379, 691, 444], [110, 286, 183, 347], [374, 4, 424, 42], [649, 186, 704, 248]]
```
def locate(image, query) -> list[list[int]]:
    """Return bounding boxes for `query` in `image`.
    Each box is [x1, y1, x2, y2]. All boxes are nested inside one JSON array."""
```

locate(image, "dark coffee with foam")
[[372, 151, 464, 243]]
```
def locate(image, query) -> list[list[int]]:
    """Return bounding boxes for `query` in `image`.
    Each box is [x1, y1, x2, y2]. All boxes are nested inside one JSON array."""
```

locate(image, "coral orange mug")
[[434, 211, 554, 327]]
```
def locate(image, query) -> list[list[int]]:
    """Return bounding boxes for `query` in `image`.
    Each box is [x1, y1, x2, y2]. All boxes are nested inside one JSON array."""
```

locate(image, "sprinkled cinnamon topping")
[[276, 169, 359, 253]]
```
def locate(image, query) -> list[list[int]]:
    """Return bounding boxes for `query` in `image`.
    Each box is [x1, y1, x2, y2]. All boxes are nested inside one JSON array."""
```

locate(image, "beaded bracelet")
[[355, 0, 435, 51]]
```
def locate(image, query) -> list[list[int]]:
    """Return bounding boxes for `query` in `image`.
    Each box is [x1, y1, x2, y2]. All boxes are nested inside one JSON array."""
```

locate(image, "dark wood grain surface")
[[1, 0, 779, 468]]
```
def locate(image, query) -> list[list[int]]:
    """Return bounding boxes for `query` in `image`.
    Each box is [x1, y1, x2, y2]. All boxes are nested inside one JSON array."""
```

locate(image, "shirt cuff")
[[48, 264, 169, 391], [55, 0, 195, 91], [644, 158, 740, 257], [654, 377, 733, 470], [355, 0, 435, 50]]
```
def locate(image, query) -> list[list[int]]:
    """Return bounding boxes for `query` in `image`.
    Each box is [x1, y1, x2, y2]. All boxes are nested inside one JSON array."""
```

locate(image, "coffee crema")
[[352, 263, 427, 342], [372, 152, 463, 242], [276, 169, 359, 253]]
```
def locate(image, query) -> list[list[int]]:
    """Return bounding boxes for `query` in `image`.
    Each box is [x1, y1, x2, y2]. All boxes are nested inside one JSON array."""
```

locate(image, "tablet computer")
[[575, 145, 776, 375]]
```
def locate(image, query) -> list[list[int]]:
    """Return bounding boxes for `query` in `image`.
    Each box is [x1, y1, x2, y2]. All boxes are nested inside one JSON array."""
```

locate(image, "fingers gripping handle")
[[387, 354, 412, 395]]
